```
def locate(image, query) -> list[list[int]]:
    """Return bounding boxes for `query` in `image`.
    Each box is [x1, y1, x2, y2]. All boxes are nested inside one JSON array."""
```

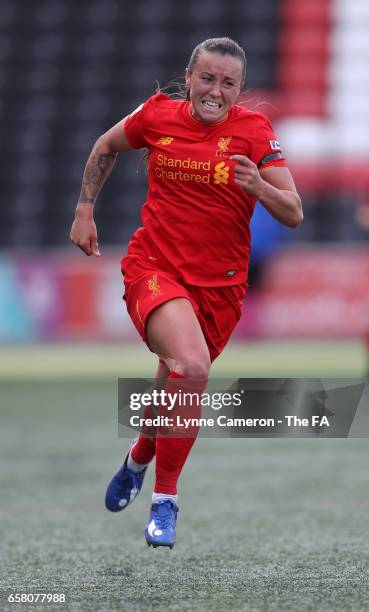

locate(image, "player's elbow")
[[288, 208, 303, 228]]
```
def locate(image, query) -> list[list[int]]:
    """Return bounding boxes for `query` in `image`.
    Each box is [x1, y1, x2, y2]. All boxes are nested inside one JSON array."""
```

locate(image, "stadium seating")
[[0, 0, 279, 247], [1, 0, 367, 248]]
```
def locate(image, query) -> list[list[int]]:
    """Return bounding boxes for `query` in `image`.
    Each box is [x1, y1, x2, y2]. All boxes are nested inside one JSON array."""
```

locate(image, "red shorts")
[[121, 228, 247, 362]]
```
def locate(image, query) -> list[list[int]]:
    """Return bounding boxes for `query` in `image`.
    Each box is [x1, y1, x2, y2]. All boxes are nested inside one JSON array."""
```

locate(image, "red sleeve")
[[124, 99, 149, 149], [249, 114, 286, 170], [124, 93, 169, 149]]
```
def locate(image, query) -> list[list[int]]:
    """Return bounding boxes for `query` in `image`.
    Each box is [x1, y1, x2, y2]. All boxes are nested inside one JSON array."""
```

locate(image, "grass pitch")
[[1, 342, 368, 611], [0, 339, 366, 379]]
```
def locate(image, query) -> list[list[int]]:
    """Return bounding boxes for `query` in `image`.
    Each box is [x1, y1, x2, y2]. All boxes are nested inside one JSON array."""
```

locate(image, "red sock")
[[130, 403, 157, 465], [154, 372, 207, 495]]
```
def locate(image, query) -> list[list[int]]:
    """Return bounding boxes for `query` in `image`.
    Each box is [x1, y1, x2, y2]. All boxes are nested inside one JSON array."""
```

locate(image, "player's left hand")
[[230, 155, 264, 197]]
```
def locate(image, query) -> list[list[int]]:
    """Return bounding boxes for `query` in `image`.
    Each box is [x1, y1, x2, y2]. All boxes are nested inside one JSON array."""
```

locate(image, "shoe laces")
[[127, 468, 143, 490], [152, 501, 177, 529]]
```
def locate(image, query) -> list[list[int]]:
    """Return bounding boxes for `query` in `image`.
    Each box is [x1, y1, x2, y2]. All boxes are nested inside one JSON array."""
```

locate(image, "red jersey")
[[124, 93, 285, 286]]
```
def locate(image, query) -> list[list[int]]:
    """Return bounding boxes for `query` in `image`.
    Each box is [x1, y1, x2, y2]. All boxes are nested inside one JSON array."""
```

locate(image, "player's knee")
[[176, 355, 210, 379]]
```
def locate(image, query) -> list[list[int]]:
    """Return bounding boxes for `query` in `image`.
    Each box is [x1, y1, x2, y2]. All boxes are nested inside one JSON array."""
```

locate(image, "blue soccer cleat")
[[144, 499, 179, 549], [105, 440, 147, 512]]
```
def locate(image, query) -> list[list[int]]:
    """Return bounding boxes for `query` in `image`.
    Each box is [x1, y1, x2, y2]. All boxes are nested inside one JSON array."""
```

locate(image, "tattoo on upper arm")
[[79, 149, 117, 205]]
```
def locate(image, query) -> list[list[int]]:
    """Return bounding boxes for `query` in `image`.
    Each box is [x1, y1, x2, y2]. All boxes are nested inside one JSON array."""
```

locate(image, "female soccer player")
[[70, 37, 302, 549]]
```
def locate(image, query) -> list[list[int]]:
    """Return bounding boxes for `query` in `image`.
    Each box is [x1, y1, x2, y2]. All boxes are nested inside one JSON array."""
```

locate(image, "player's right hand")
[[69, 210, 101, 257]]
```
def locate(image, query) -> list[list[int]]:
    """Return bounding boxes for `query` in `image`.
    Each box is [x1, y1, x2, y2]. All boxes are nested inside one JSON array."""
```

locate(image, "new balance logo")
[[157, 136, 174, 145], [213, 161, 229, 185]]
